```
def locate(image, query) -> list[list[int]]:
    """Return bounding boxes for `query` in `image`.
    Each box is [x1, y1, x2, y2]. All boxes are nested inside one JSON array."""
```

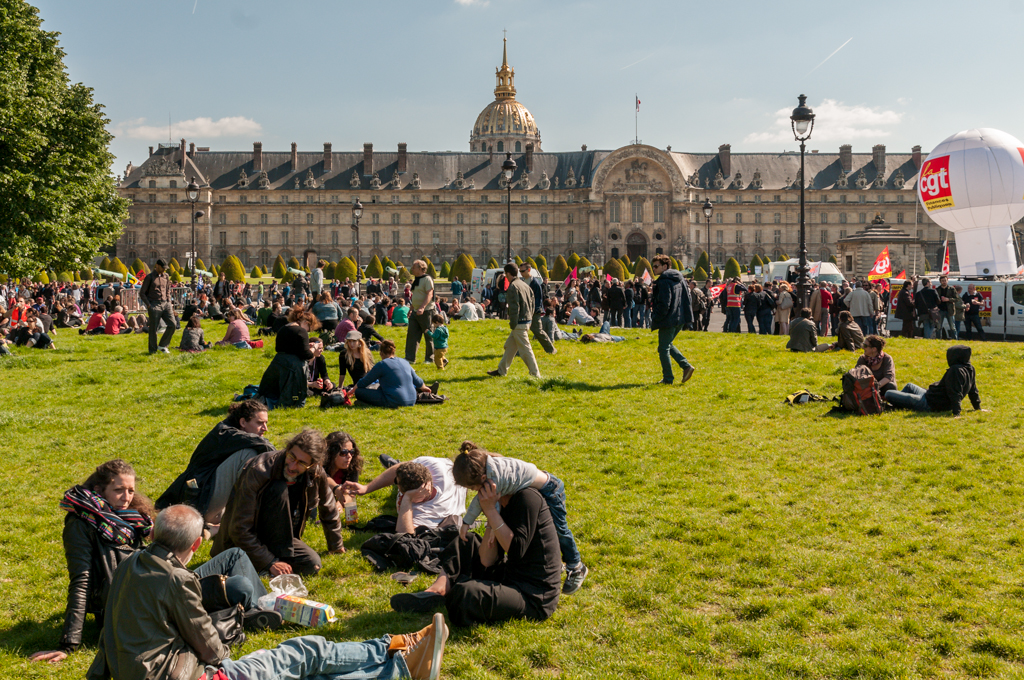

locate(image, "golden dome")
[[470, 38, 541, 151]]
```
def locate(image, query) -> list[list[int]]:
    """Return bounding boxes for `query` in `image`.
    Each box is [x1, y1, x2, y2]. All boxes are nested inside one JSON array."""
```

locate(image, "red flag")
[[876, 279, 890, 293], [563, 267, 578, 287], [867, 247, 892, 281], [941, 240, 950, 275], [641, 269, 652, 284], [635, 95, 641, 112], [895, 270, 906, 279], [708, 284, 725, 299], [605, 273, 612, 282]]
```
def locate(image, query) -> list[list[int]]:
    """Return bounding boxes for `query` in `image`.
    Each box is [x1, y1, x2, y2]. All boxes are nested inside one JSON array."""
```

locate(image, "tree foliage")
[[449, 253, 475, 283], [398, 266, 413, 283], [0, 2, 129, 277], [696, 251, 711, 274], [724, 257, 742, 279], [694, 266, 709, 281], [750, 254, 764, 272], [439, 261, 451, 279], [551, 255, 569, 282], [603, 258, 625, 281], [364, 254, 384, 279], [272, 255, 287, 279], [487, 257, 499, 270], [566, 252, 580, 270], [250, 265, 263, 278], [534, 254, 547, 269], [426, 260, 438, 278], [335, 257, 357, 281], [634, 256, 653, 281]]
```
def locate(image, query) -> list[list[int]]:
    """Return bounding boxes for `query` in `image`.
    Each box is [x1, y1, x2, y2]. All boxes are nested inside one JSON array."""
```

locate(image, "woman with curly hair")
[[31, 460, 154, 663], [325, 431, 365, 505]]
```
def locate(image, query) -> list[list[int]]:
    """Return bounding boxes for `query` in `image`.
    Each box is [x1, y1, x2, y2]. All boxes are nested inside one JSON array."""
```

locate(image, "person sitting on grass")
[[454, 441, 588, 594], [212, 428, 345, 576], [392, 299, 410, 326], [429, 314, 449, 369], [17, 310, 55, 348], [807, 310, 863, 353], [304, 336, 334, 395], [568, 303, 597, 327], [786, 308, 818, 352], [103, 306, 128, 335], [258, 309, 320, 408], [324, 431, 364, 506], [125, 313, 148, 334], [338, 330, 375, 386], [354, 339, 431, 408], [855, 335, 897, 396], [542, 298, 578, 341], [357, 313, 384, 350], [216, 308, 252, 348], [30, 459, 154, 663], [79, 305, 107, 335], [884, 345, 985, 417], [178, 315, 210, 352], [89, 503, 448, 680]]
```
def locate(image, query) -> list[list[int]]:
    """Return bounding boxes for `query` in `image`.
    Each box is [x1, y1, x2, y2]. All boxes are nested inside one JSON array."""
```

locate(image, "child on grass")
[[452, 441, 588, 594], [429, 314, 449, 369]]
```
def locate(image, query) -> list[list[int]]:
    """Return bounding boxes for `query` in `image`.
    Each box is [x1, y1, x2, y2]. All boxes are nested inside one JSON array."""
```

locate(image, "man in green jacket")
[[488, 263, 541, 378]]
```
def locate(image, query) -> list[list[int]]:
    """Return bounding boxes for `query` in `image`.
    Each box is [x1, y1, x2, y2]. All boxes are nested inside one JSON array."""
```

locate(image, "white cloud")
[[454, 0, 488, 5], [113, 116, 262, 140], [743, 99, 902, 145]]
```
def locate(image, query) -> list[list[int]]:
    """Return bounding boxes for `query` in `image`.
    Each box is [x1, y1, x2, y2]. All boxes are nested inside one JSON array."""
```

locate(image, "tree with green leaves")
[[551, 254, 569, 281], [487, 257, 499, 269], [130, 257, 147, 275], [534, 254, 547, 269], [514, 255, 523, 266], [749, 254, 764, 272], [272, 255, 286, 279], [634, 256, 653, 281], [250, 265, 263, 278], [566, 252, 580, 270], [426, 260, 438, 278], [439, 261, 451, 279], [382, 256, 396, 272], [696, 250, 711, 274], [450, 253, 475, 283], [364, 254, 384, 279], [111, 257, 128, 278], [79, 268, 91, 281], [0, 2, 129, 277], [577, 256, 593, 271], [694, 266, 709, 281], [538, 263, 549, 280], [603, 258, 625, 280], [170, 268, 183, 283], [724, 257, 741, 279], [335, 257, 357, 281]]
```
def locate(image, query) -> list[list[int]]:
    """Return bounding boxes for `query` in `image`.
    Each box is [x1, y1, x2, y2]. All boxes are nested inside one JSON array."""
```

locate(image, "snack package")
[[273, 594, 337, 628]]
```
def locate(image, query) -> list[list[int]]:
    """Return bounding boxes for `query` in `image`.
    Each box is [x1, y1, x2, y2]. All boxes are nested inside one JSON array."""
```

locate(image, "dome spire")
[[494, 35, 516, 101]]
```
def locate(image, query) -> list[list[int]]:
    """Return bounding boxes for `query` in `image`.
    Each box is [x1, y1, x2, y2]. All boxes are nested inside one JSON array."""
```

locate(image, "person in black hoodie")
[[650, 254, 696, 385], [258, 309, 319, 408], [884, 345, 984, 416]]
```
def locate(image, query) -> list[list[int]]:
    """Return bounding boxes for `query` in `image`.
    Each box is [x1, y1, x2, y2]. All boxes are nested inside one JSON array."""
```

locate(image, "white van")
[[760, 259, 846, 287], [886, 277, 1024, 340], [469, 267, 542, 299]]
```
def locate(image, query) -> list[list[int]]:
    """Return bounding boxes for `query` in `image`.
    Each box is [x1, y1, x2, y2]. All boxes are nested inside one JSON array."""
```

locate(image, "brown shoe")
[[387, 617, 434, 654], [402, 612, 448, 680]]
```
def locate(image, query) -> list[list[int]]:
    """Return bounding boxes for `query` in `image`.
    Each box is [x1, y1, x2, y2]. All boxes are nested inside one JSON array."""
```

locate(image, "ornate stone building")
[[115, 41, 949, 277]]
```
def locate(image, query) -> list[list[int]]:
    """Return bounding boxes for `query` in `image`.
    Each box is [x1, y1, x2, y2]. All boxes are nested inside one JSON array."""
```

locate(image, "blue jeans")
[[193, 547, 267, 610], [623, 304, 633, 328], [597, 321, 625, 342], [657, 325, 693, 382], [757, 310, 773, 335], [725, 308, 741, 332], [218, 635, 407, 680], [885, 383, 931, 412], [922, 315, 935, 339], [855, 316, 871, 336], [938, 311, 958, 340], [963, 315, 985, 340], [539, 474, 582, 569]]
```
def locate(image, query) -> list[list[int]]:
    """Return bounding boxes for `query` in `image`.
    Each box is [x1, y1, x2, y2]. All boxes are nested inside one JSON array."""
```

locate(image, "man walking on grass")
[[650, 254, 696, 385], [139, 259, 175, 354], [518, 262, 555, 355], [488, 262, 541, 378]]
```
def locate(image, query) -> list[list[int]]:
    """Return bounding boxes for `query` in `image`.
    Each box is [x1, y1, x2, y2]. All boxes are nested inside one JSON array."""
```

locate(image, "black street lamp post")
[[790, 94, 816, 308], [186, 176, 200, 291], [502, 152, 516, 264], [351, 199, 363, 280], [702, 197, 714, 277]]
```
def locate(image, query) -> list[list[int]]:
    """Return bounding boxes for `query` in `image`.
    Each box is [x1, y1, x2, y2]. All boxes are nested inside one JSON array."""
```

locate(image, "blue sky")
[[36, 0, 1024, 174]]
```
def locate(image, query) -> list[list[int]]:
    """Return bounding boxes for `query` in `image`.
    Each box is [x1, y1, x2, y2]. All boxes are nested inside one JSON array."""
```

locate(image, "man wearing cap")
[[518, 262, 555, 355], [140, 259, 176, 354]]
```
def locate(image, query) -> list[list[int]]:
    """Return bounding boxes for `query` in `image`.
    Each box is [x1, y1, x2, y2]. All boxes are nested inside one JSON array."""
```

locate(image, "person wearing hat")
[[338, 330, 375, 386], [139, 259, 176, 354]]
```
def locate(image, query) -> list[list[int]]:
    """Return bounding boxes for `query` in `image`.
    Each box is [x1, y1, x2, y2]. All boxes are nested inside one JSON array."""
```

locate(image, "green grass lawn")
[[2, 321, 1023, 679]]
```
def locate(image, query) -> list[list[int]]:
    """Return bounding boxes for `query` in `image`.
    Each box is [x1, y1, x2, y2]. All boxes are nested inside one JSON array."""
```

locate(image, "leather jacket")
[[87, 544, 229, 680], [210, 450, 343, 572], [60, 514, 142, 652]]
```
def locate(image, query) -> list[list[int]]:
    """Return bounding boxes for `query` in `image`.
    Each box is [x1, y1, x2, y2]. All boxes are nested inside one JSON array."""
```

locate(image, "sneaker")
[[656, 379, 672, 385], [428, 381, 440, 395], [563, 563, 589, 594], [680, 366, 696, 384], [486, 369, 502, 377], [401, 612, 449, 680], [379, 453, 400, 469], [390, 590, 445, 613], [158, 346, 171, 354], [243, 608, 283, 632]]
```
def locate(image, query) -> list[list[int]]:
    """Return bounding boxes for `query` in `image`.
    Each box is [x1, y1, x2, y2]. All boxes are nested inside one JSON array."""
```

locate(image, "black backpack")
[[840, 365, 883, 415]]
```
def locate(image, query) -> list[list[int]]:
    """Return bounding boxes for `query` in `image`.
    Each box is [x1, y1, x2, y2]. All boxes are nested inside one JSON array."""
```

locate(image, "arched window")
[[515, 141, 522, 153], [497, 141, 504, 152]]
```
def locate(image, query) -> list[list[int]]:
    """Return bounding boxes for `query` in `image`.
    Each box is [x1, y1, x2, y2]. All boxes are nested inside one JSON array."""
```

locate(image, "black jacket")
[[157, 421, 274, 513], [924, 345, 981, 416], [651, 269, 693, 330], [916, 286, 940, 314], [60, 514, 143, 652], [607, 285, 626, 311]]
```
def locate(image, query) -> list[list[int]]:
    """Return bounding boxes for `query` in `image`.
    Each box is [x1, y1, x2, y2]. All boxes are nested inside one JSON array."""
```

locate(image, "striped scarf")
[[60, 485, 152, 546]]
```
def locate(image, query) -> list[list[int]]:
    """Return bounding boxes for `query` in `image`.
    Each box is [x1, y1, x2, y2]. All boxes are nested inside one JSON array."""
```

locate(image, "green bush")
[[335, 257, 358, 281], [288, 257, 301, 271], [100, 256, 111, 272], [696, 251, 710, 274], [322, 262, 335, 279], [578, 256, 593, 271], [487, 257, 499, 269], [535, 254, 547, 269], [551, 255, 569, 281], [724, 257, 742, 279], [195, 258, 206, 273], [169, 257, 181, 272], [364, 255, 384, 279], [272, 255, 287, 279], [693, 266, 709, 281], [130, 257, 146, 275], [750, 254, 764, 272], [426, 260, 438, 278], [79, 268, 92, 281], [450, 253, 475, 283], [398, 266, 413, 283], [0, 273, 7, 284], [111, 258, 128, 278], [539, 263, 549, 280], [170, 269, 183, 283], [829, 255, 838, 265], [514, 255, 523, 266], [713, 265, 721, 279], [57, 271, 72, 282], [73, 271, 81, 282], [250, 265, 263, 278], [220, 256, 245, 282], [382, 257, 396, 272], [634, 256, 653, 281], [603, 259, 626, 281], [566, 252, 580, 270], [439, 261, 451, 279], [36, 270, 49, 284]]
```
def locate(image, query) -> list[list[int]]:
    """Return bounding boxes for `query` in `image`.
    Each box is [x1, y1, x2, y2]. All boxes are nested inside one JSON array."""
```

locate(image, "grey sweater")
[[462, 456, 542, 526]]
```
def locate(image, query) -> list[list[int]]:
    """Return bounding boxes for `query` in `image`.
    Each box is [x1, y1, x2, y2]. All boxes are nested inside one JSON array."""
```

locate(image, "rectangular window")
[[755, 195, 761, 204], [917, 213, 923, 224], [306, 196, 313, 204], [716, 195, 722, 203], [481, 195, 489, 204], [631, 200, 643, 222], [219, 231, 226, 246], [260, 231, 268, 246], [240, 196, 247, 204], [716, 213, 723, 224], [654, 200, 665, 222], [521, 195, 528, 204], [432, 195, 439, 204], [735, 213, 743, 224], [127, 231, 137, 245], [820, 230, 829, 244], [754, 213, 761, 224], [541, 231, 548, 244], [541, 195, 548, 204], [567, 230, 574, 245], [735, 230, 742, 244], [501, 213, 508, 224], [540, 213, 548, 225], [392, 213, 400, 225], [917, 230, 924, 240], [219, 214, 226, 225], [412, 195, 420, 204], [432, 232, 439, 245], [413, 231, 420, 246], [820, 213, 828, 224], [821, 195, 828, 203], [304, 213, 312, 225], [240, 231, 248, 246], [521, 230, 528, 245], [859, 213, 867, 223], [331, 213, 339, 225], [839, 213, 847, 224], [773, 230, 781, 244], [281, 214, 289, 225], [148, 231, 157, 245], [432, 213, 440, 225], [331, 196, 338, 204], [520, 213, 528, 225], [839, 229, 847, 238], [754, 230, 762, 244], [392, 230, 400, 245], [774, 213, 781, 224], [218, 195, 225, 203], [736, 195, 742, 203], [609, 200, 620, 223], [898, 195, 905, 203], [456, 231, 464, 245], [372, 213, 379, 225], [413, 213, 420, 225], [878, 194, 885, 203], [260, 195, 267, 204], [169, 194, 177, 203], [169, 214, 177, 224], [773, 195, 781, 203], [170, 231, 179, 245], [393, 195, 400, 205], [897, 212, 904, 224], [694, 231, 701, 244], [481, 231, 489, 245], [481, 213, 488, 224], [567, 213, 574, 224], [859, 195, 866, 204], [331, 231, 338, 245], [240, 214, 248, 225], [281, 232, 289, 245], [716, 230, 723, 244], [372, 231, 380, 246], [260, 214, 268, 224], [457, 213, 464, 225], [307, 231, 314, 245], [456, 195, 464, 205]]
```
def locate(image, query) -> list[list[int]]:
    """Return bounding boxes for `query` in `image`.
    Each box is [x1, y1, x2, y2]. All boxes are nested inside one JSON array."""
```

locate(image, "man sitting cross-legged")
[[87, 504, 448, 680]]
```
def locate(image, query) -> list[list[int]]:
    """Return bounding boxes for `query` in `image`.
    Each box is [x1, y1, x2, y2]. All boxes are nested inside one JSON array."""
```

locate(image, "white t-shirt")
[[396, 456, 468, 528]]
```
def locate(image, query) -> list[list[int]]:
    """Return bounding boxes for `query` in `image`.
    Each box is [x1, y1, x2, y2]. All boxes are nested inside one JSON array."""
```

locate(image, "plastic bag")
[[256, 573, 308, 610]]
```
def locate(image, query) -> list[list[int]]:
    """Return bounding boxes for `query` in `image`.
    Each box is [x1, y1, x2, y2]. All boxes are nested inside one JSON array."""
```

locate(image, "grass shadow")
[[198, 405, 231, 418], [537, 378, 646, 392], [0, 613, 70, 653], [452, 354, 501, 361]]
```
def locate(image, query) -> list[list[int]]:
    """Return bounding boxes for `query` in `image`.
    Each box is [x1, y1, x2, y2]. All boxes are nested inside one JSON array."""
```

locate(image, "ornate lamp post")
[[790, 94, 816, 308], [351, 199, 363, 280], [502, 152, 516, 264], [702, 197, 714, 277], [186, 176, 200, 289]]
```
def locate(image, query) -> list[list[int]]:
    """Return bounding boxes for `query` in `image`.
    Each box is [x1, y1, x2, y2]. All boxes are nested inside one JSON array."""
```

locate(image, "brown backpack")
[[840, 365, 883, 415]]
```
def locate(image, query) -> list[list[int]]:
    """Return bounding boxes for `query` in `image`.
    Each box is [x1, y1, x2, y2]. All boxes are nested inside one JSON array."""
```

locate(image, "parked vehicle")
[[886, 277, 1024, 340]]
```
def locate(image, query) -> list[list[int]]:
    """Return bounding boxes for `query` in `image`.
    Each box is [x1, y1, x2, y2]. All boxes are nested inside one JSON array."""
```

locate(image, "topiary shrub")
[[535, 254, 547, 269], [514, 255, 523, 266], [829, 255, 838, 265], [288, 257, 301, 271], [382, 257, 396, 272], [250, 265, 263, 278], [750, 254, 764, 272], [724, 257, 742, 279], [196, 258, 207, 273], [634, 256, 653, 281], [272, 255, 286, 279], [712, 265, 721, 279], [57, 271, 73, 282], [398, 266, 413, 283], [696, 251, 711, 274], [220, 256, 245, 282], [36, 270, 49, 284], [439, 261, 451, 279], [426, 260, 438, 278], [551, 254, 569, 281], [566, 252, 580, 270], [577, 256, 593, 271], [169, 257, 182, 272], [100, 256, 111, 272], [335, 257, 357, 281], [364, 254, 384, 279], [170, 269, 183, 283], [603, 258, 625, 281], [693, 266, 709, 281], [487, 257, 499, 269], [539, 263, 549, 280], [449, 253, 475, 283]]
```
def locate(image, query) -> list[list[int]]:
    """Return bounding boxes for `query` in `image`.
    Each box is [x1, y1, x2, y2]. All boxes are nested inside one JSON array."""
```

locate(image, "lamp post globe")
[[702, 197, 714, 277], [502, 152, 516, 264], [790, 94, 815, 308]]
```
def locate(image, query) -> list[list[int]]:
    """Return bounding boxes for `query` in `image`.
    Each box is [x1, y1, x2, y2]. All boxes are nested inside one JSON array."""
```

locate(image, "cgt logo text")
[[920, 156, 954, 211]]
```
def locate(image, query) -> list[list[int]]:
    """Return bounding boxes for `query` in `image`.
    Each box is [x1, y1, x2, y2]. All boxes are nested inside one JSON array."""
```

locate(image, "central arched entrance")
[[626, 232, 648, 262]]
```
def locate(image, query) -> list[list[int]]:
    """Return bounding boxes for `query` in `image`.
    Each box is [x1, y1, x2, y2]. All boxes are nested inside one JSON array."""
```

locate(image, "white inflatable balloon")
[[918, 128, 1024, 276]]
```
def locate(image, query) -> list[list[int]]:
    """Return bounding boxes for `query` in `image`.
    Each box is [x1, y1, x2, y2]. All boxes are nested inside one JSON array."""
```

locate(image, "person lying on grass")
[[884, 344, 987, 417], [344, 456, 467, 534], [454, 441, 588, 595]]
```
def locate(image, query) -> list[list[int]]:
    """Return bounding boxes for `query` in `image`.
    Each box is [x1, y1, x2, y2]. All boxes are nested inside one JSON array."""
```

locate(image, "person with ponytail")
[[31, 460, 154, 663]]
